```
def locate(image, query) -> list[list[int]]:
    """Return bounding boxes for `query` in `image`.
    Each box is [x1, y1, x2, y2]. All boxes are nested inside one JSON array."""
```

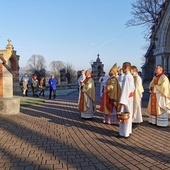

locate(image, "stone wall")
[[3, 65, 13, 98], [0, 51, 20, 115], [0, 63, 3, 98], [0, 97, 20, 114]]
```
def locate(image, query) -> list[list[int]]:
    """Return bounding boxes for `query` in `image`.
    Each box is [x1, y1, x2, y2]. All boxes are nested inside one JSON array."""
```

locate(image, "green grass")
[[20, 97, 45, 108]]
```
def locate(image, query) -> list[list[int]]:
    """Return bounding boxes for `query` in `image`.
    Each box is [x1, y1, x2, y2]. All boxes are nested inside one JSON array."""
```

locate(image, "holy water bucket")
[[117, 112, 130, 124]]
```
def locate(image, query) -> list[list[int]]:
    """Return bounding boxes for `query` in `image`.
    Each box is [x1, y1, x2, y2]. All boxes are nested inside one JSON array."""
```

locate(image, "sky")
[[0, 0, 148, 74]]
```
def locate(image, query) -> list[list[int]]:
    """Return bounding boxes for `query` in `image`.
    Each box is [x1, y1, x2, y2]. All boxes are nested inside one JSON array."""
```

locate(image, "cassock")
[[78, 77, 96, 118], [133, 73, 144, 123], [119, 71, 135, 137], [148, 73, 170, 127]]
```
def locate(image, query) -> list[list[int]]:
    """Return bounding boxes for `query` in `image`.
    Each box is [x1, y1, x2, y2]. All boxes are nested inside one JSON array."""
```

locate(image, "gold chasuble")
[[100, 76, 121, 115], [78, 77, 96, 112], [148, 73, 170, 116]]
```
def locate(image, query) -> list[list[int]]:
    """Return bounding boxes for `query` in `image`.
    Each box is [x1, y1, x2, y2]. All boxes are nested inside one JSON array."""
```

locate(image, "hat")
[[110, 63, 119, 74]]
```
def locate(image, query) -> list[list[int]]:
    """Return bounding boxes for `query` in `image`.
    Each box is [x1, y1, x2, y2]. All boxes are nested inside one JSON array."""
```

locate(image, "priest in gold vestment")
[[78, 70, 96, 119], [100, 63, 121, 124], [148, 65, 170, 127]]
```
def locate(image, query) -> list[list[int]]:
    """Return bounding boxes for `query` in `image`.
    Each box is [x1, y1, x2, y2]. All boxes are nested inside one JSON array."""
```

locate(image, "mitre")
[[110, 63, 118, 73]]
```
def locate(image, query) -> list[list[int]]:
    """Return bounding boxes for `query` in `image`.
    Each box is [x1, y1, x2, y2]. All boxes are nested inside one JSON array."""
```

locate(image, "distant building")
[[142, 0, 170, 82], [76, 54, 105, 86], [91, 54, 104, 85]]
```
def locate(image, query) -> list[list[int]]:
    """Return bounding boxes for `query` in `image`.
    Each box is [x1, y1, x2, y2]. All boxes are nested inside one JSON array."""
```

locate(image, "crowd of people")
[[20, 74, 58, 100], [21, 62, 170, 138], [78, 62, 170, 138]]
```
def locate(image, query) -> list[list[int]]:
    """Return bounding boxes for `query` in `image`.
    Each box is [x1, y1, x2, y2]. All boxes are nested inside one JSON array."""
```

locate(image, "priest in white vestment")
[[131, 66, 144, 129], [147, 65, 170, 127], [118, 62, 135, 138], [118, 68, 125, 88], [77, 70, 86, 103], [99, 71, 109, 98]]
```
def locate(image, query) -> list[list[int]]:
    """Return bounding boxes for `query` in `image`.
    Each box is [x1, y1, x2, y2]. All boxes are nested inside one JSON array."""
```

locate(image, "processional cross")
[[7, 38, 11, 45]]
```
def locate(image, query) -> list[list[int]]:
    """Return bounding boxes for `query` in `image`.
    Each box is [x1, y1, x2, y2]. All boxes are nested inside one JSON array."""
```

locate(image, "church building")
[[142, 0, 170, 82], [0, 39, 20, 94], [91, 54, 104, 84]]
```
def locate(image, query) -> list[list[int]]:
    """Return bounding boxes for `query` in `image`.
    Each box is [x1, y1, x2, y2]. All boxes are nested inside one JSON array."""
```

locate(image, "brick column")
[[0, 63, 3, 98]]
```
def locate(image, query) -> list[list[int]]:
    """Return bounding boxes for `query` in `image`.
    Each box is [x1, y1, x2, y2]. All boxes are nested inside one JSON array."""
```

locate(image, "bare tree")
[[49, 60, 65, 76], [65, 63, 77, 83], [126, 0, 163, 29], [27, 54, 46, 75]]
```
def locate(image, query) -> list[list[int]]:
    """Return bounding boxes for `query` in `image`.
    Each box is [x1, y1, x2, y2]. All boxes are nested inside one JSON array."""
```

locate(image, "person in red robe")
[[100, 63, 121, 125]]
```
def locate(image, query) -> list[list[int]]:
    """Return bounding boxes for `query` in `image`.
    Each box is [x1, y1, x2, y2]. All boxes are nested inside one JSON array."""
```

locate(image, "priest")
[[118, 62, 135, 138], [78, 70, 96, 119], [100, 63, 121, 125], [148, 65, 170, 127]]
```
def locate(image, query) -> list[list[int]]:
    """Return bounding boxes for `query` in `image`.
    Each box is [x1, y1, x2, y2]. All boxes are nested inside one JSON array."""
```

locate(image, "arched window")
[[97, 65, 102, 78]]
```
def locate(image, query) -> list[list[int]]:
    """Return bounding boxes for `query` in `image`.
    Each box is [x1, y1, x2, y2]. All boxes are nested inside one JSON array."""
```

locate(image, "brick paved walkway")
[[0, 88, 170, 170]]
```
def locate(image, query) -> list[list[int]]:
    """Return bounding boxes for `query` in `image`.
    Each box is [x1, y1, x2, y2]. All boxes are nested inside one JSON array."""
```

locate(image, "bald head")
[[85, 70, 91, 78]]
